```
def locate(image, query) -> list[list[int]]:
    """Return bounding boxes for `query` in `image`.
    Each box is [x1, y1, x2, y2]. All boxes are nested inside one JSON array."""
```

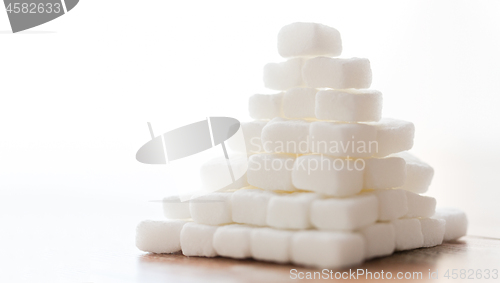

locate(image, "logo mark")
[[3, 0, 79, 33], [136, 117, 248, 199]]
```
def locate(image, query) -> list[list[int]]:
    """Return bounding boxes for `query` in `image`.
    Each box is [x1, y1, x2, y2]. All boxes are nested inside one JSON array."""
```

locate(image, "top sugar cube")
[[277, 22, 342, 58]]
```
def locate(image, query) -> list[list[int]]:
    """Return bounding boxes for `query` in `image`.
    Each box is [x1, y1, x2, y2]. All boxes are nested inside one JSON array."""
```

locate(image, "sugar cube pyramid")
[[136, 22, 467, 269]]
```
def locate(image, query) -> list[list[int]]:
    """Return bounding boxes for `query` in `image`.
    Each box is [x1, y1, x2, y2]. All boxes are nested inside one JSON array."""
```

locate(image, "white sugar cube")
[[433, 208, 468, 241], [392, 218, 424, 251], [302, 57, 372, 89], [189, 192, 233, 226], [291, 231, 365, 269], [309, 119, 414, 158], [364, 156, 406, 189], [261, 118, 311, 154], [180, 222, 218, 257], [231, 188, 277, 226], [248, 93, 283, 120], [310, 194, 378, 230], [368, 118, 415, 157], [227, 120, 267, 154], [212, 224, 253, 259], [359, 223, 396, 259], [419, 218, 445, 248], [373, 189, 409, 221], [315, 89, 383, 122], [310, 122, 377, 158], [247, 153, 297, 191], [263, 58, 304, 90], [282, 87, 317, 119], [405, 191, 436, 218], [200, 156, 248, 192], [292, 155, 364, 197], [395, 152, 434, 193], [277, 22, 342, 58], [136, 220, 187, 253], [162, 196, 191, 219], [250, 228, 294, 263], [266, 193, 320, 229]]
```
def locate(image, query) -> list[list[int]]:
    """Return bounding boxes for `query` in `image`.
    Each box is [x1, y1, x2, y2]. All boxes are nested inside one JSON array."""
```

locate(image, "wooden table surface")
[[1, 191, 499, 283]]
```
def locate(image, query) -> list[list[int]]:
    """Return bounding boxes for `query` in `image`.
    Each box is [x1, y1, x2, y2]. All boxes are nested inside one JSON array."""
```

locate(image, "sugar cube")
[[394, 152, 434, 194], [368, 118, 415, 157], [189, 192, 233, 226], [364, 156, 406, 189], [227, 120, 267, 154], [162, 195, 191, 219], [433, 208, 468, 241], [310, 194, 378, 230], [315, 89, 383, 122], [358, 223, 396, 259], [261, 118, 311, 154], [282, 87, 317, 119], [250, 227, 294, 263], [392, 218, 424, 251], [136, 220, 187, 253], [419, 218, 445, 248], [212, 224, 253, 259], [247, 153, 297, 191], [263, 58, 304, 90], [231, 188, 277, 226], [310, 121, 377, 158], [277, 22, 342, 58], [291, 231, 365, 269], [180, 222, 218, 257], [405, 191, 436, 218], [200, 155, 248, 192], [302, 57, 372, 89], [266, 193, 320, 229], [292, 155, 364, 197], [248, 93, 284, 120], [373, 189, 409, 221]]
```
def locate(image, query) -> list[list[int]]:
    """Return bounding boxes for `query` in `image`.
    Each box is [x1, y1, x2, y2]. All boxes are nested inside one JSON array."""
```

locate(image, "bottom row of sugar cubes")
[[213, 225, 253, 259], [292, 231, 365, 268], [215, 224, 366, 268], [181, 222, 218, 257], [136, 208, 466, 269], [433, 208, 468, 241], [420, 218, 446, 247], [136, 220, 187, 254], [359, 223, 395, 259], [251, 228, 293, 263]]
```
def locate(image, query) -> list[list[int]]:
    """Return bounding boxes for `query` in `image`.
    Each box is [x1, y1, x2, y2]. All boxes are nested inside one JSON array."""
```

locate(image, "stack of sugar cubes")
[[136, 22, 468, 269]]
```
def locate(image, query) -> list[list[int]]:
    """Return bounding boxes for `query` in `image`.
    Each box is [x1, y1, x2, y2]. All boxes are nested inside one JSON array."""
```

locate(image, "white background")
[[1, 0, 500, 282]]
